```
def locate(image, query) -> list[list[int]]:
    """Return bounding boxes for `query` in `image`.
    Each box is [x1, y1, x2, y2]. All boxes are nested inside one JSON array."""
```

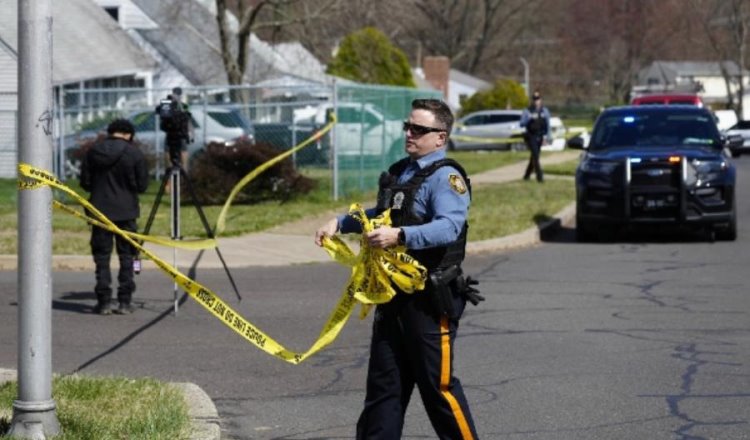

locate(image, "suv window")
[[591, 113, 720, 149], [463, 115, 486, 126], [486, 114, 521, 124]]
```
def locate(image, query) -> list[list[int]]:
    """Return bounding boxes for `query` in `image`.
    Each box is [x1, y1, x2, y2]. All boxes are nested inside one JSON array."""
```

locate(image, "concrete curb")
[[0, 368, 220, 440], [173, 382, 221, 440], [467, 202, 576, 255]]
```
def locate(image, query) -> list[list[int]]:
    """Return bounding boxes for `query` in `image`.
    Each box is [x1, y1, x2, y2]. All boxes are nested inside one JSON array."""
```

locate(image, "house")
[[97, 0, 331, 92], [412, 56, 491, 111], [633, 60, 750, 106], [0, 0, 156, 177]]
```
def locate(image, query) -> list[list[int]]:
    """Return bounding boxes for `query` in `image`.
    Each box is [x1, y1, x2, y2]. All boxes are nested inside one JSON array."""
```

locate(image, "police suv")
[[568, 105, 741, 242]]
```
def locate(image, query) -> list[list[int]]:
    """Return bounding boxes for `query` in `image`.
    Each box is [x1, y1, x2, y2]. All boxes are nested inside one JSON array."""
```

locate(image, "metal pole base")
[[8, 399, 60, 439]]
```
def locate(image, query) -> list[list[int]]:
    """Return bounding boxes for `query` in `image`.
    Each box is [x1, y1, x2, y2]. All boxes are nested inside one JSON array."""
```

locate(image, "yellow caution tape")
[[18, 159, 425, 364], [214, 115, 337, 235], [451, 126, 588, 145], [451, 133, 524, 144], [52, 201, 216, 250], [321, 204, 427, 319]]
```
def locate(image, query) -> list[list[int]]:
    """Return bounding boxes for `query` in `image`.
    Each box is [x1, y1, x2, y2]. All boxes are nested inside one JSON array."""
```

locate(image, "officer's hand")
[[315, 218, 339, 247], [366, 226, 400, 249]]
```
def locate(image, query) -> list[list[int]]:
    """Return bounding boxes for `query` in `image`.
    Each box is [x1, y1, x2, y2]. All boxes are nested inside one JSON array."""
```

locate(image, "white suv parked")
[[450, 109, 524, 150]]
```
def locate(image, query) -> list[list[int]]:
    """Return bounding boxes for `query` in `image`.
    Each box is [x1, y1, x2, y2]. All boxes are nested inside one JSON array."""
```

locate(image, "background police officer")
[[520, 90, 551, 182], [316, 99, 480, 439]]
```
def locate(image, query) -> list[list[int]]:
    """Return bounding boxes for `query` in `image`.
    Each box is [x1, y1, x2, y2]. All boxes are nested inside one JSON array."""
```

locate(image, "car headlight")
[[580, 159, 619, 175], [690, 159, 726, 174], [688, 159, 727, 184]]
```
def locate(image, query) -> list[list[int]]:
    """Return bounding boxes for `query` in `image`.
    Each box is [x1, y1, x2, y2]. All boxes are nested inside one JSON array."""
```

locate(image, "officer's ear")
[[437, 131, 448, 148]]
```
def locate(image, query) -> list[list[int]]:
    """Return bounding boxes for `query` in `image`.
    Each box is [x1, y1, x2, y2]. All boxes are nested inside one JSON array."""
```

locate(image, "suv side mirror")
[[567, 135, 586, 150]]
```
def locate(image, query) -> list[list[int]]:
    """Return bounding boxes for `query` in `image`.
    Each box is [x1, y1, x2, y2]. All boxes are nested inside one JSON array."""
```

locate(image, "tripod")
[[139, 142, 241, 314]]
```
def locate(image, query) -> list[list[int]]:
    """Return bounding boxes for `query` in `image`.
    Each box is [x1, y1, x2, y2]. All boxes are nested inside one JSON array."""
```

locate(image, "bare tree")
[[689, 0, 750, 116], [214, 0, 341, 86], [389, 0, 532, 76]]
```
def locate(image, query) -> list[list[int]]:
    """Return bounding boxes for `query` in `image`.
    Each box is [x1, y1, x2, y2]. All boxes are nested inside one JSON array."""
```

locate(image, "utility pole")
[[520, 57, 530, 98], [9, 0, 61, 437]]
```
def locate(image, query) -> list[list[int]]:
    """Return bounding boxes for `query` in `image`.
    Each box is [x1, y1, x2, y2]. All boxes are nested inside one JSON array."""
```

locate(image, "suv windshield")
[[590, 112, 721, 150]]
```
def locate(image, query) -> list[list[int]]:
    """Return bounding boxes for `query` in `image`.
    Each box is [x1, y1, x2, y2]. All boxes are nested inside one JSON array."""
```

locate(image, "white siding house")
[[0, 0, 156, 177], [633, 61, 750, 106]]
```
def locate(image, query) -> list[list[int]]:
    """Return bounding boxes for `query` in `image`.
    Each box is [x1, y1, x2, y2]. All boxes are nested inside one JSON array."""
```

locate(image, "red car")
[[630, 94, 704, 107]]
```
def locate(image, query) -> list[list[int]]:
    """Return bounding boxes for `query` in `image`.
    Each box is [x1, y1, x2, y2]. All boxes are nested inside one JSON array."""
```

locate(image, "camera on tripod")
[[156, 88, 191, 163]]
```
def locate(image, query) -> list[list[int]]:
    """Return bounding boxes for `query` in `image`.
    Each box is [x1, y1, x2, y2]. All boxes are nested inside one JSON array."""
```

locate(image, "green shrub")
[[327, 27, 415, 87], [459, 79, 528, 116]]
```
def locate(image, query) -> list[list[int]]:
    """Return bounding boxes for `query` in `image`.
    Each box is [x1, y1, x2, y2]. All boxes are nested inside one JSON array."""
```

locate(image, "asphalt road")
[[1, 156, 749, 439]]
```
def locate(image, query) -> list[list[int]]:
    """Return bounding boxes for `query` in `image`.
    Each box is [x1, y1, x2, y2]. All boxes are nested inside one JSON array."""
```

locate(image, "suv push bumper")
[[577, 156, 734, 226]]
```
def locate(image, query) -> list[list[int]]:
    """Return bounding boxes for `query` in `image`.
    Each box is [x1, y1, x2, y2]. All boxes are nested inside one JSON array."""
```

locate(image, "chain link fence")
[[6, 83, 441, 198], [0, 110, 16, 179]]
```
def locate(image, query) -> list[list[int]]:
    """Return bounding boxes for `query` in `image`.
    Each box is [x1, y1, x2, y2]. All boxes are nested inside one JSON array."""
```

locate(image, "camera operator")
[[157, 87, 193, 171]]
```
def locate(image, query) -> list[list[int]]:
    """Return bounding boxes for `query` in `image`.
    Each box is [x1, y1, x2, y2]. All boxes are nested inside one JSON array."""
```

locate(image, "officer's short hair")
[[107, 119, 135, 136], [412, 99, 454, 133]]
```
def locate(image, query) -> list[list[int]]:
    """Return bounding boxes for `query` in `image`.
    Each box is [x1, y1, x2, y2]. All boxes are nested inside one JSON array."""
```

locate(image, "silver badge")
[[393, 192, 405, 210]]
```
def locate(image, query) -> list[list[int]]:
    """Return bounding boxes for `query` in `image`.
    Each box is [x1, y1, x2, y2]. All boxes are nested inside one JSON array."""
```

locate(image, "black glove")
[[462, 276, 484, 306]]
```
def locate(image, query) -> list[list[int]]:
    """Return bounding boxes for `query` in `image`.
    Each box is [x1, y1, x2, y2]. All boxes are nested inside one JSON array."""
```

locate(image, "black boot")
[[93, 300, 112, 315], [113, 302, 135, 315]]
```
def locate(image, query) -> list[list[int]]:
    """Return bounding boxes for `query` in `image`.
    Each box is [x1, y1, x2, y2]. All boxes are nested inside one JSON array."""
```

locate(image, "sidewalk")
[[0, 150, 580, 271]]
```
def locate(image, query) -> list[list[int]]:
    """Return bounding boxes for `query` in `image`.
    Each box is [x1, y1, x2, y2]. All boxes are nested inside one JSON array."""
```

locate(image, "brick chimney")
[[422, 56, 450, 100]]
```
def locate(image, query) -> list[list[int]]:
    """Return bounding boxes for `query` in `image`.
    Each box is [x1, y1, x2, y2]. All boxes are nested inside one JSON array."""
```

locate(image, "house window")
[[104, 7, 119, 22]]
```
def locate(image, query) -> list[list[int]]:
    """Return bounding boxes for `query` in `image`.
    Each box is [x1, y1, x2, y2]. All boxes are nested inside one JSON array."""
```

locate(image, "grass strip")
[[0, 375, 191, 440]]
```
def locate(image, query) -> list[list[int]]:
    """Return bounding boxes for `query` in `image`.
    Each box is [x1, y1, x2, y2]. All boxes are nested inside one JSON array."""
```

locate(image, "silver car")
[[62, 106, 254, 177], [450, 109, 525, 150], [725, 120, 750, 157], [128, 105, 255, 157]]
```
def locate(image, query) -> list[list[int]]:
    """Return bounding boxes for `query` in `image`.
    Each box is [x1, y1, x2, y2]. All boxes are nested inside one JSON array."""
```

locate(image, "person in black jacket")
[[80, 119, 149, 315]]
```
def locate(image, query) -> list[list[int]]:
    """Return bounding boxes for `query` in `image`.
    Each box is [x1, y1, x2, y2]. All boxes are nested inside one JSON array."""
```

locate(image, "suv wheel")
[[576, 215, 597, 242], [715, 208, 737, 241]]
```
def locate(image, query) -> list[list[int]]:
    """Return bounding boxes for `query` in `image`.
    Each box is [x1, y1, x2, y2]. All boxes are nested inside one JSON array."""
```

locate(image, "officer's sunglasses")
[[402, 121, 446, 137]]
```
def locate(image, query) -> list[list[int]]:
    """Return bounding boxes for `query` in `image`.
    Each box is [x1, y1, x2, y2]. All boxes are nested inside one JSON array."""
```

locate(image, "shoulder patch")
[[449, 173, 467, 194]]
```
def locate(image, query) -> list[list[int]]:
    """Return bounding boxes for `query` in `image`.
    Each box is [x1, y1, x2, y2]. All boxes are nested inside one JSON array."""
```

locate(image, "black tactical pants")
[[91, 219, 137, 305], [356, 288, 478, 439], [523, 133, 544, 182]]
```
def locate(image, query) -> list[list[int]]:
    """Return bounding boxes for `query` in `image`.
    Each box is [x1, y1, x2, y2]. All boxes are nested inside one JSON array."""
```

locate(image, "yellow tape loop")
[[214, 114, 337, 235], [321, 204, 427, 319]]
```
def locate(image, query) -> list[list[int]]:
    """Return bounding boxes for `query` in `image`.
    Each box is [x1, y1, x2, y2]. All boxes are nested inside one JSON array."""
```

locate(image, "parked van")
[[630, 94, 704, 107], [294, 102, 404, 157]]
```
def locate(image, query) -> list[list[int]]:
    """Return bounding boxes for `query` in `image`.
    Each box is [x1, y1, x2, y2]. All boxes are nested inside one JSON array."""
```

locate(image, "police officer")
[[520, 90, 551, 182], [315, 99, 481, 439]]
